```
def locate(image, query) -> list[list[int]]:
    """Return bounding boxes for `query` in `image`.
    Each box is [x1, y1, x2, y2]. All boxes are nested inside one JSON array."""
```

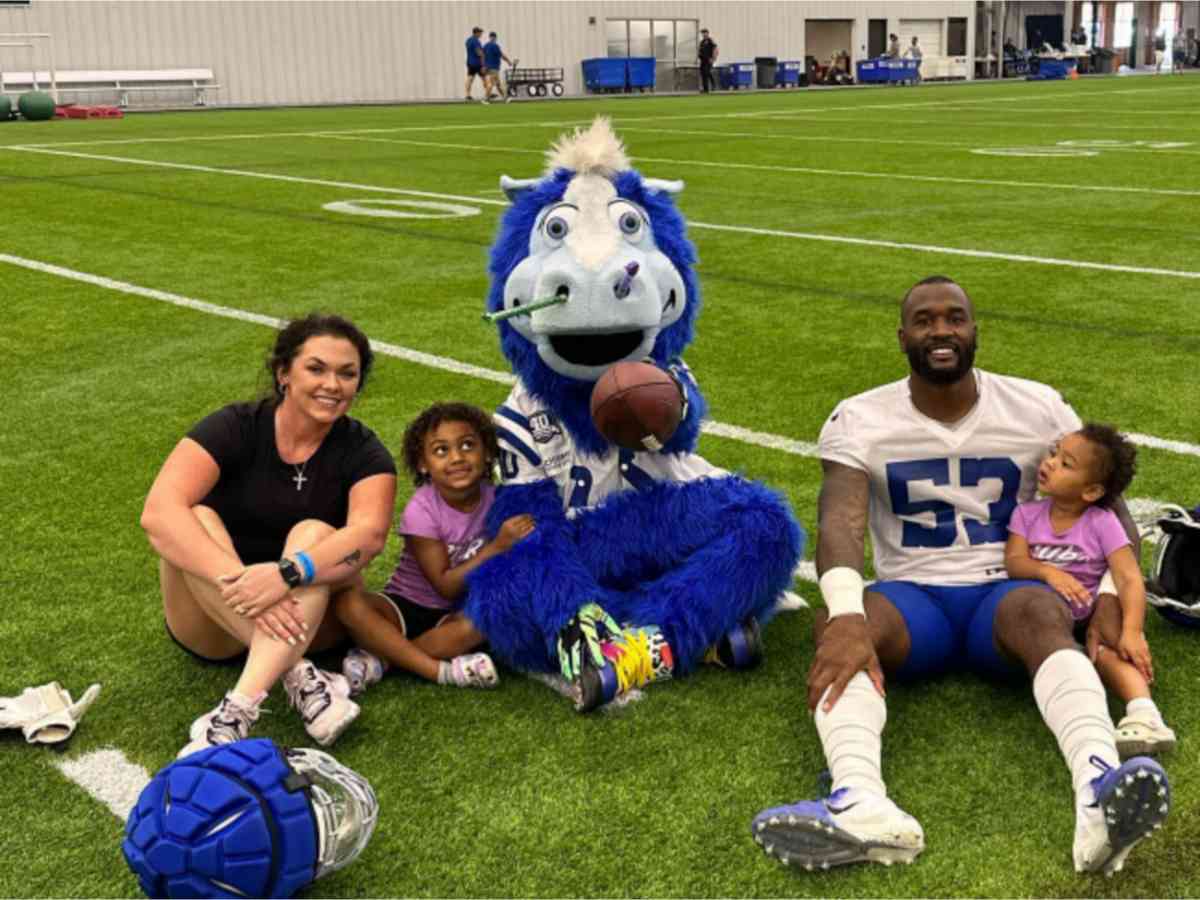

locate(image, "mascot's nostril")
[[555, 284, 570, 301], [665, 289, 677, 310]]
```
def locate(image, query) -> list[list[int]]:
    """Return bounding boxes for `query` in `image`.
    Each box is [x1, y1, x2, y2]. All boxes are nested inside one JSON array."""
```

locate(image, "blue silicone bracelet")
[[294, 551, 316, 585]]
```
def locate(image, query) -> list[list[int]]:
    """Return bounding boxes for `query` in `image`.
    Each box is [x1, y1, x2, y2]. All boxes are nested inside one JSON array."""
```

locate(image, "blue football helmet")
[[1147, 504, 1200, 629], [122, 739, 377, 898]]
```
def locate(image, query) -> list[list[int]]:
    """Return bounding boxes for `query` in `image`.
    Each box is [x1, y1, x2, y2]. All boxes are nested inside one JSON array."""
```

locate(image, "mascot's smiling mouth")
[[550, 331, 645, 367]]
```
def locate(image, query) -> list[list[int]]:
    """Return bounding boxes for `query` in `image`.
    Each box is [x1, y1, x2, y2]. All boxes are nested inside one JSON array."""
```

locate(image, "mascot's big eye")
[[609, 201, 645, 240], [544, 214, 570, 241]]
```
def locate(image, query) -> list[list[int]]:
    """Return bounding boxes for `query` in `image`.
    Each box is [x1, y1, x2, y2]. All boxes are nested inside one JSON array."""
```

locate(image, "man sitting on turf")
[[751, 275, 1171, 875]]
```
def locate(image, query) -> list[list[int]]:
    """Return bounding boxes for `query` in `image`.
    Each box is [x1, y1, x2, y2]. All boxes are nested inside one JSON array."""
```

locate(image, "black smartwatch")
[[278, 557, 304, 589]]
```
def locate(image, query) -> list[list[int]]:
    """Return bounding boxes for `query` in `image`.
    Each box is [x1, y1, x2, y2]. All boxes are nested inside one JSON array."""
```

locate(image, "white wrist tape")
[[1098, 570, 1117, 597], [819, 567, 866, 619]]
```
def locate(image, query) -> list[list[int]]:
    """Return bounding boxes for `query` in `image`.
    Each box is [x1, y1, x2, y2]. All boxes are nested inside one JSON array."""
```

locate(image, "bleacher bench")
[[0, 68, 217, 107]]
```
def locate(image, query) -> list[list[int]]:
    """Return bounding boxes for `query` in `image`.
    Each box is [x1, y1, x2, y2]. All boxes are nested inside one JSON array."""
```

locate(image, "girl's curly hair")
[[401, 402, 498, 487], [1079, 422, 1137, 508]]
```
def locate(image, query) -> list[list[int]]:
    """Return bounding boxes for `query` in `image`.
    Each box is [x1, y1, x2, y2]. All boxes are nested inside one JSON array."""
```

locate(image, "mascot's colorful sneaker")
[[703, 617, 764, 670], [557, 603, 673, 713], [1114, 713, 1177, 758], [283, 661, 359, 747], [1074, 755, 1170, 875], [177, 691, 261, 759], [750, 787, 924, 870]]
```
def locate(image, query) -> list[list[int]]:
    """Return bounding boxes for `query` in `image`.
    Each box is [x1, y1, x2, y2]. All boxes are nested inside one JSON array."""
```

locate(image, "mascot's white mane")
[[544, 117, 630, 177]]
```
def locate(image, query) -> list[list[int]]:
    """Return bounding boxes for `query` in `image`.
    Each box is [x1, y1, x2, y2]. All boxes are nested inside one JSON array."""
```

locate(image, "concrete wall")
[[0, 0, 976, 107]]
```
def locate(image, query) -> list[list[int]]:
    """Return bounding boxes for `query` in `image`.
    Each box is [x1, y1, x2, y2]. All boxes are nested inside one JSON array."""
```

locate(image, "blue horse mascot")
[[465, 118, 804, 712]]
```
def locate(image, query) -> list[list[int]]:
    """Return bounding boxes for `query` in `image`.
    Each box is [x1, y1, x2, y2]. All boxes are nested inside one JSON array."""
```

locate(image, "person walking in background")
[[905, 35, 924, 82], [886, 33, 901, 58], [483, 31, 513, 102], [1172, 28, 1188, 72], [698, 28, 718, 93], [1154, 28, 1167, 73], [465, 26, 488, 103]]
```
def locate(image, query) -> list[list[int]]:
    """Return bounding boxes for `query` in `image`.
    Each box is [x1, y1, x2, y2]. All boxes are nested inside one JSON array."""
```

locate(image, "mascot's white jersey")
[[819, 370, 1082, 586], [494, 375, 725, 517]]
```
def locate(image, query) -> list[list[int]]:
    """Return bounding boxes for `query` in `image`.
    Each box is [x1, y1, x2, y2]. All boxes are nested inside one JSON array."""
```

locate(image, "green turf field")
[[2, 76, 1199, 898]]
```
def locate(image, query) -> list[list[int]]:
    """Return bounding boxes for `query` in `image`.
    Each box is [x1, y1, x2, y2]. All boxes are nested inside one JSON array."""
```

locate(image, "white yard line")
[[689, 221, 1200, 280], [3, 251, 1198, 466], [6, 145, 1200, 278], [4, 144, 511, 205], [6, 81, 1196, 152], [312, 133, 1200, 198], [54, 748, 151, 822]]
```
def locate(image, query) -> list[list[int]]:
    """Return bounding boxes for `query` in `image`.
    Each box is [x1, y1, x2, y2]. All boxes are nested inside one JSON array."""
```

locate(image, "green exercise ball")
[[0, 94, 12, 121], [18, 90, 56, 121]]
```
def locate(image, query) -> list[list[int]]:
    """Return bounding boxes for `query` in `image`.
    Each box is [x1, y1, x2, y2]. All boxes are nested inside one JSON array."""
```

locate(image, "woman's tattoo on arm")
[[339, 549, 362, 568]]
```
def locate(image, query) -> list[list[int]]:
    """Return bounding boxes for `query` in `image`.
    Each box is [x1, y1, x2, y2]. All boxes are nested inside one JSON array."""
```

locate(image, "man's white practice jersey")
[[493, 374, 725, 517], [819, 370, 1082, 586]]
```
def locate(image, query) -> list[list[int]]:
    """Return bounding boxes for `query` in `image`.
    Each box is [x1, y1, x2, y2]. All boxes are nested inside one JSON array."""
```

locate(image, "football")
[[590, 361, 684, 451]]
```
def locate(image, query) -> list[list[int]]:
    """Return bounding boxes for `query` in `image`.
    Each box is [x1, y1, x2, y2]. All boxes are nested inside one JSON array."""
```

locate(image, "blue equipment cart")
[[855, 58, 920, 84], [719, 62, 755, 89], [582, 58, 627, 92], [775, 60, 802, 86]]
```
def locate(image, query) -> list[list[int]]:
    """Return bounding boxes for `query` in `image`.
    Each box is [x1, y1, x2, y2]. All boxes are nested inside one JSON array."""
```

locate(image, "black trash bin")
[[1092, 47, 1117, 74], [754, 56, 778, 88]]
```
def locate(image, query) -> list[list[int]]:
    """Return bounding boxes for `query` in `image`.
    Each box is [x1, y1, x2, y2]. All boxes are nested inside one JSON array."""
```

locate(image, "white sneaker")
[[480, 96, 490, 105], [1115, 712, 1177, 758], [342, 648, 386, 697], [283, 660, 359, 747], [445, 652, 499, 688], [177, 691, 260, 758], [1074, 755, 1170, 875], [750, 786, 924, 869]]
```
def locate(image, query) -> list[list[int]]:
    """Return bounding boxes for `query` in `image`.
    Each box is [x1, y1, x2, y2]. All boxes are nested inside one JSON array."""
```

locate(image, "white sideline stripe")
[[11, 146, 1197, 280], [320, 133, 1200, 199], [55, 748, 151, 822], [3, 250, 1197, 468], [689, 221, 1200, 280]]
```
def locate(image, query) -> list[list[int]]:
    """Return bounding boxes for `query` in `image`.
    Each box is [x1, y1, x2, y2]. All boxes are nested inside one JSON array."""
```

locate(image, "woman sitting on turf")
[[141, 313, 396, 758]]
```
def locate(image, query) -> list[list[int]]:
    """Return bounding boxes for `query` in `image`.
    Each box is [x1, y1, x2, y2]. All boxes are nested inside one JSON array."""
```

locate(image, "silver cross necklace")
[[292, 461, 309, 491]]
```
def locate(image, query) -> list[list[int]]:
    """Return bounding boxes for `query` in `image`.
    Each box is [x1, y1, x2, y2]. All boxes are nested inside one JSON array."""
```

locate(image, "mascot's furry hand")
[[0, 681, 100, 745]]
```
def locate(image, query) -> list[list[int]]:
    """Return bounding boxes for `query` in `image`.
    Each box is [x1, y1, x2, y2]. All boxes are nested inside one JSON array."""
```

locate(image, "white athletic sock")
[[436, 660, 452, 685], [1033, 648, 1119, 800], [1126, 696, 1163, 725], [814, 671, 887, 797]]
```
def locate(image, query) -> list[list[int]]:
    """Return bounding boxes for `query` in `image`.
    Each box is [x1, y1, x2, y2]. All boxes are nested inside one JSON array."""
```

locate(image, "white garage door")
[[899, 18, 944, 56]]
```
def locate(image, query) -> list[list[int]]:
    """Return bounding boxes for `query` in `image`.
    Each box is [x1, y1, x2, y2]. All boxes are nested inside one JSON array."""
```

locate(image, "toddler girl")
[[335, 402, 533, 692]]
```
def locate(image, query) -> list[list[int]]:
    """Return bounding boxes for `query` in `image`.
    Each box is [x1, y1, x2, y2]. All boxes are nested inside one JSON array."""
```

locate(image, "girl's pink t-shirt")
[[382, 482, 495, 610], [1008, 498, 1130, 618]]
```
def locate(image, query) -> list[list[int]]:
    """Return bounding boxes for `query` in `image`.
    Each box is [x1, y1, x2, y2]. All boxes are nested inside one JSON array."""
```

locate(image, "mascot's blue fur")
[[463, 120, 803, 679]]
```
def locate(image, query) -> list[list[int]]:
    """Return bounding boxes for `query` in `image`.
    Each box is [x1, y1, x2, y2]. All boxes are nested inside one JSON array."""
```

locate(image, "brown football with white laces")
[[589, 361, 683, 451]]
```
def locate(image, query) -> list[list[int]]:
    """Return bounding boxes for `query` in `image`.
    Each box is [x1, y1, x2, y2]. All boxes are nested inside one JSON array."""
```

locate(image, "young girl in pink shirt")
[[1005, 423, 1175, 757], [335, 403, 534, 691]]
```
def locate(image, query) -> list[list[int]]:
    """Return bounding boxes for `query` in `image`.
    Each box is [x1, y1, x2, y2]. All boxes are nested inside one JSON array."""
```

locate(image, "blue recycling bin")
[[775, 60, 801, 86], [582, 58, 627, 92], [855, 58, 919, 84], [626, 57, 656, 91], [720, 62, 754, 89], [1028, 57, 1073, 80]]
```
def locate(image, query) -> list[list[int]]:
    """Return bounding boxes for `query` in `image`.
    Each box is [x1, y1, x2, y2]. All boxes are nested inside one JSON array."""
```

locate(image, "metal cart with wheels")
[[504, 60, 565, 98]]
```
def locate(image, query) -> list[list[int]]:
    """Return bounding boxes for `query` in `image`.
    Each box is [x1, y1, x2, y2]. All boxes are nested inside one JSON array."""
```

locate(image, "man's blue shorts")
[[869, 579, 1046, 681]]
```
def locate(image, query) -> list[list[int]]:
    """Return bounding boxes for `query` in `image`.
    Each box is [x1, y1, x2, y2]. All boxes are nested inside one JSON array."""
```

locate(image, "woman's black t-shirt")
[[187, 400, 396, 564]]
